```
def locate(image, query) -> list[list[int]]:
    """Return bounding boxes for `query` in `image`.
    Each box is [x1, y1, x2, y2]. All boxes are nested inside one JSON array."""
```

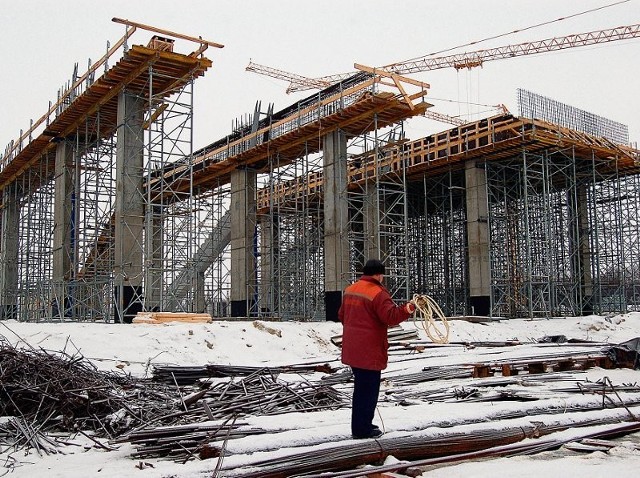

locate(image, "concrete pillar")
[[114, 92, 145, 323], [0, 183, 20, 319], [575, 185, 593, 314], [323, 130, 350, 321], [230, 167, 257, 317], [52, 140, 75, 318], [192, 270, 206, 313], [465, 160, 491, 315]]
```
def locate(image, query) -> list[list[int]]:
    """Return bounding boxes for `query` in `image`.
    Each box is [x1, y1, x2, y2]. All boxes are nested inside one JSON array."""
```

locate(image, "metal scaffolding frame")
[[2, 66, 203, 322], [257, 146, 325, 320], [485, 146, 640, 318], [589, 166, 640, 314], [199, 184, 232, 318], [144, 76, 196, 313], [5, 106, 640, 321], [67, 118, 117, 321], [407, 169, 469, 315], [3, 24, 640, 323], [343, 123, 410, 301], [16, 162, 55, 321]]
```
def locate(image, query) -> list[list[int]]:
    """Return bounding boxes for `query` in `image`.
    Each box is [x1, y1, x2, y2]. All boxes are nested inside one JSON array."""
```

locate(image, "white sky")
[[1, 0, 639, 155]]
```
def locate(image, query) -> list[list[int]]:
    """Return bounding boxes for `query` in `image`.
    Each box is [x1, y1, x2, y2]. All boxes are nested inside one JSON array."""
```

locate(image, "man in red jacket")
[[338, 259, 416, 439]]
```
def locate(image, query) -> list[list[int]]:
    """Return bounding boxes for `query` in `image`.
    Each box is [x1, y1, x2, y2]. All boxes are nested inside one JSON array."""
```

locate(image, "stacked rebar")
[[0, 340, 156, 435]]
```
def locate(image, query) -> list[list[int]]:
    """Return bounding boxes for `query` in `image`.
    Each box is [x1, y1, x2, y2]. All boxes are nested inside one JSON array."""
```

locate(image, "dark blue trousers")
[[351, 367, 381, 437]]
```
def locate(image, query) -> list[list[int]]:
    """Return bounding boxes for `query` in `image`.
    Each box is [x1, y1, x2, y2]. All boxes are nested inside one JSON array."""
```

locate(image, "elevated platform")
[[149, 78, 431, 199], [257, 114, 640, 211], [0, 44, 211, 193]]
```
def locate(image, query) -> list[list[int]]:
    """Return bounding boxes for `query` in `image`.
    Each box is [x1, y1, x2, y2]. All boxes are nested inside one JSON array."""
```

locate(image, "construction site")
[[4, 7, 640, 477], [1, 18, 640, 324]]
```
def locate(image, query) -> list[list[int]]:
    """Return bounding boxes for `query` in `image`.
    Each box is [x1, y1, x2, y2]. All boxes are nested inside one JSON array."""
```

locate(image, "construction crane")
[[246, 61, 492, 126], [248, 23, 640, 94]]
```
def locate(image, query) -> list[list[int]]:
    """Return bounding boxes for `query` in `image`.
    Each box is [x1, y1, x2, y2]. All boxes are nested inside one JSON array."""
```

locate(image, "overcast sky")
[[2, 0, 639, 153]]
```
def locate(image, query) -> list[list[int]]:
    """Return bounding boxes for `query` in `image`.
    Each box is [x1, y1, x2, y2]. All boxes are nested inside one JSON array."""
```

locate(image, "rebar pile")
[[0, 340, 158, 435], [118, 420, 266, 460], [153, 362, 337, 386], [111, 369, 347, 460], [0, 416, 61, 456], [0, 339, 348, 460], [222, 411, 640, 477], [201, 371, 346, 417], [0, 339, 207, 457]]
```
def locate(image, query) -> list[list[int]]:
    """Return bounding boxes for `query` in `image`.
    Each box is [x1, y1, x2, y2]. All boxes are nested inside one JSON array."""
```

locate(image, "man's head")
[[362, 259, 385, 278]]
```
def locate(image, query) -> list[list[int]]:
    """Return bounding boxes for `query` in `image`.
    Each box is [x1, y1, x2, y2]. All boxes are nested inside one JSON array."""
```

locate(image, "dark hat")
[[362, 259, 385, 276]]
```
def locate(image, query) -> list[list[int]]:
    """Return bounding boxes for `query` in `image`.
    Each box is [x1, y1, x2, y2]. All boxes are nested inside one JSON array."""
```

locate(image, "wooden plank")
[[133, 311, 212, 324]]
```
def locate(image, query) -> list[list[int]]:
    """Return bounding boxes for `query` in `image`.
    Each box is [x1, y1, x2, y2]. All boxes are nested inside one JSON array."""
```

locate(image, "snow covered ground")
[[1, 313, 640, 477]]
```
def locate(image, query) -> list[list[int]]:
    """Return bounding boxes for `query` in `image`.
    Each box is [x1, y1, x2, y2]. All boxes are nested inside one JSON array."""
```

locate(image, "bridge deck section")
[[0, 45, 211, 193]]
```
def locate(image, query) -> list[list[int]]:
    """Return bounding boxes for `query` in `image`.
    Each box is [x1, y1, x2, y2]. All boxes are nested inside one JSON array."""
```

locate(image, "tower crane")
[[245, 61, 472, 126], [246, 61, 494, 126], [248, 23, 640, 94]]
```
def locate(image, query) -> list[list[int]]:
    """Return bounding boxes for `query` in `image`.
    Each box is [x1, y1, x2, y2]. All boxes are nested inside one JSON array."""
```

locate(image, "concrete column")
[[52, 140, 75, 318], [323, 130, 349, 321], [230, 167, 257, 317], [465, 160, 491, 315], [575, 185, 593, 314], [114, 92, 145, 323], [0, 183, 20, 319], [192, 270, 206, 313]]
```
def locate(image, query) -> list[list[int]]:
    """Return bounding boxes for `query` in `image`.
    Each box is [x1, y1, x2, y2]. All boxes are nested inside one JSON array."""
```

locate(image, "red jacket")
[[338, 276, 412, 371]]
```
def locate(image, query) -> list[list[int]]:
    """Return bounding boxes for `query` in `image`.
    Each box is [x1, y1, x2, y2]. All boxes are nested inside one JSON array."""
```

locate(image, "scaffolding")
[[343, 123, 411, 300], [0, 23, 214, 322], [257, 146, 325, 320], [3, 21, 640, 322], [407, 170, 469, 316]]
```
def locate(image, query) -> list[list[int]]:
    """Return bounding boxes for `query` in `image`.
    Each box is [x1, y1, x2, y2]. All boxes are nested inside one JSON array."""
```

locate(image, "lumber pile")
[[132, 311, 212, 324]]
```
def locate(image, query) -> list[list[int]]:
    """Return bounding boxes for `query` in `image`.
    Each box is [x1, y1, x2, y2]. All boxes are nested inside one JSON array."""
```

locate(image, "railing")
[[1, 17, 223, 172], [1, 25, 137, 169]]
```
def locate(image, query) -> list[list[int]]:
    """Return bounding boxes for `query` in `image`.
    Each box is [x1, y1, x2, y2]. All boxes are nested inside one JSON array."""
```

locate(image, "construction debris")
[[2, 326, 640, 476], [0, 339, 346, 460], [0, 339, 184, 446]]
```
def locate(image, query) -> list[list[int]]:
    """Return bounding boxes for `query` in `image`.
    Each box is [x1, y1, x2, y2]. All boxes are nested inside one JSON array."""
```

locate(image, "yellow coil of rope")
[[411, 293, 450, 344]]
